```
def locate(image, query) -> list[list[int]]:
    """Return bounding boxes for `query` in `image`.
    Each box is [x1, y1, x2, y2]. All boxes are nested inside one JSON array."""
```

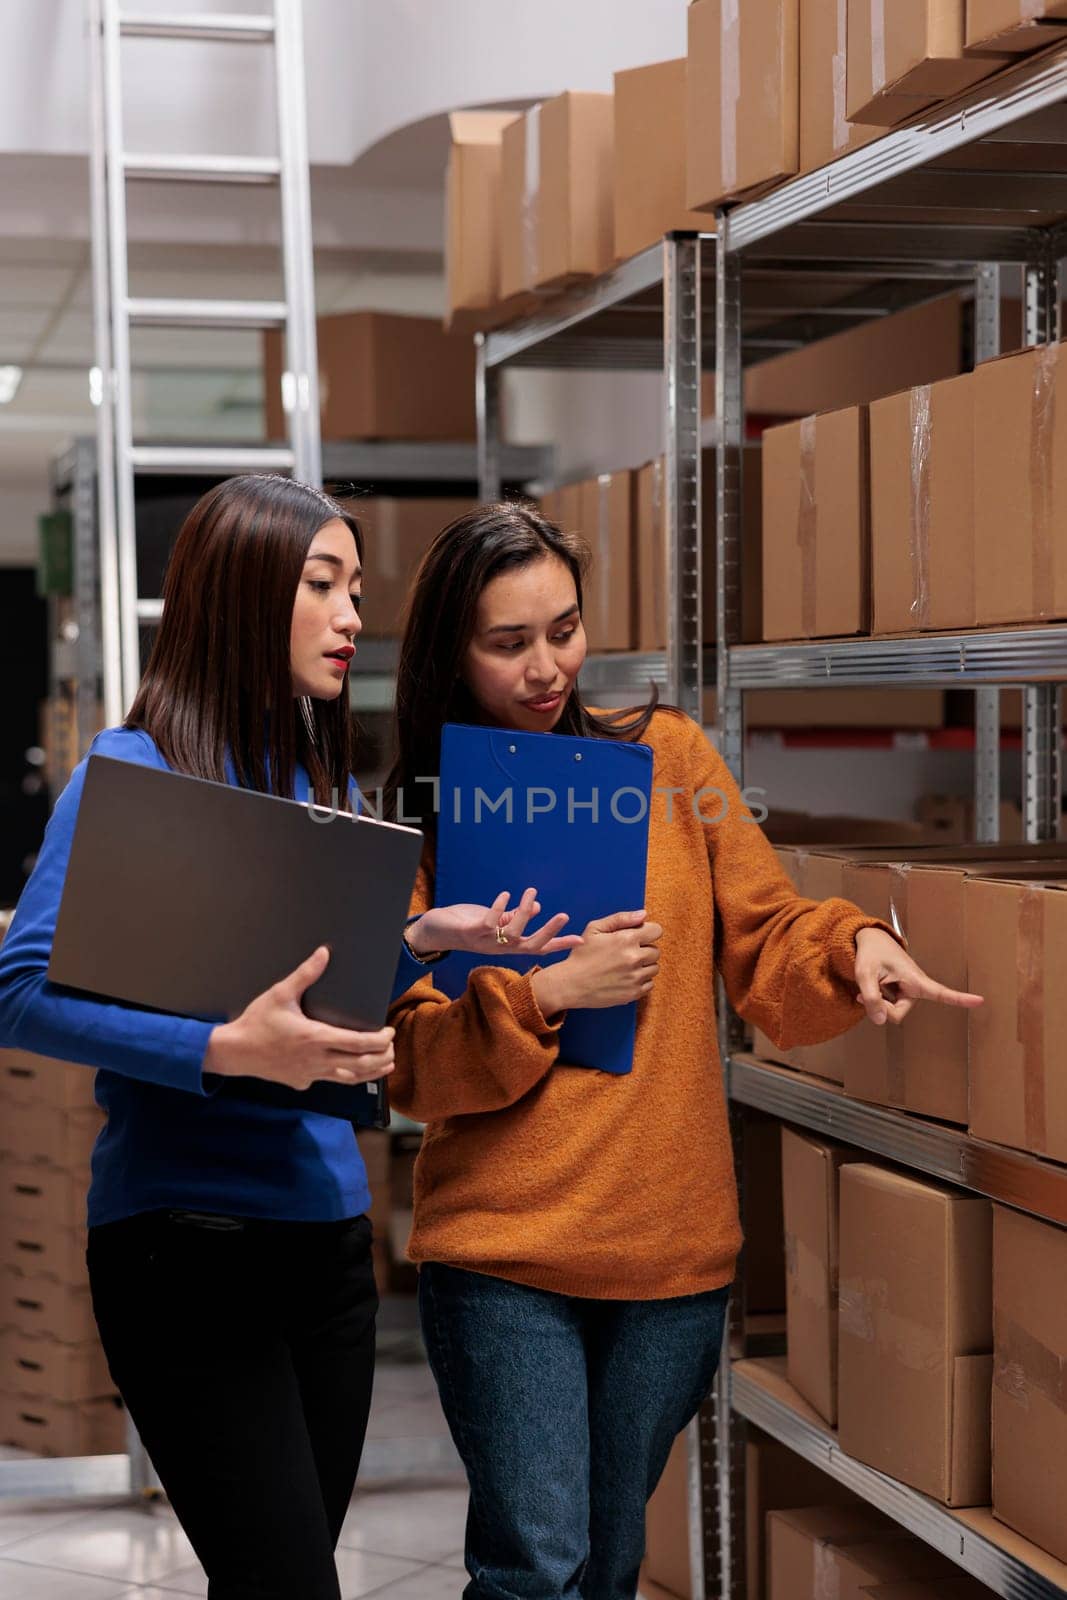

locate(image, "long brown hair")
[[383, 500, 658, 842], [126, 473, 361, 809]]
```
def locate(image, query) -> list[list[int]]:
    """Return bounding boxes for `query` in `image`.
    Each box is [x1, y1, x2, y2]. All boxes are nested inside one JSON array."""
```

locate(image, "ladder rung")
[[137, 599, 164, 623], [119, 12, 275, 43], [126, 298, 288, 330], [123, 154, 281, 185], [128, 446, 296, 476]]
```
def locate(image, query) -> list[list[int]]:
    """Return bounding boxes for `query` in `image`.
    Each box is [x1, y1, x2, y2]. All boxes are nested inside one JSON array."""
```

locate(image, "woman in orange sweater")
[[384, 503, 980, 1600]]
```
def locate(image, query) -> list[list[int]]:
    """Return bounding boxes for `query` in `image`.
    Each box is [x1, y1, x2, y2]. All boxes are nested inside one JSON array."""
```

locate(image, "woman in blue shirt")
[[0, 474, 576, 1600]]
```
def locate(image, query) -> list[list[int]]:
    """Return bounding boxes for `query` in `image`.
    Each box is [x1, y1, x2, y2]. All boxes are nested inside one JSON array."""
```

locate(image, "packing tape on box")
[[1031, 342, 1058, 620], [721, 0, 741, 195], [838, 1279, 941, 1371], [784, 1230, 830, 1310], [522, 104, 541, 289], [597, 474, 612, 633], [798, 415, 817, 636], [813, 1543, 842, 1600], [1016, 885, 1048, 1153], [994, 1315, 1067, 1414], [869, 0, 887, 96], [908, 385, 932, 627], [651, 458, 666, 647], [833, 0, 850, 155]]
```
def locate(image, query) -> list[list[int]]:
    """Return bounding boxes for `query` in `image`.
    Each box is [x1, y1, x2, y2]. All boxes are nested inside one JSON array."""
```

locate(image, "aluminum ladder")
[[87, 0, 322, 728]]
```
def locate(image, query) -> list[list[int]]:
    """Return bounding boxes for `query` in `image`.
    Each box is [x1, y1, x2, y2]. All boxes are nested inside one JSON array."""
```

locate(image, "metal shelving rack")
[[477, 39, 1067, 1600]]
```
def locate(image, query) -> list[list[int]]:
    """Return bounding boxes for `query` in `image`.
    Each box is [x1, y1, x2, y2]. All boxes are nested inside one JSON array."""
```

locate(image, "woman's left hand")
[[854, 927, 984, 1026], [409, 887, 584, 960]]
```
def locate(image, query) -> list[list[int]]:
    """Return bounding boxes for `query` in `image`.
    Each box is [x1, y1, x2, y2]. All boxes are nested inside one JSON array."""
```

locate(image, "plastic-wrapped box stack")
[[0, 1049, 123, 1456]]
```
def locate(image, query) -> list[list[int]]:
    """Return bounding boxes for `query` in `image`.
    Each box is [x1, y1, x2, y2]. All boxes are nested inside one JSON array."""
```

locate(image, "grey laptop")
[[49, 754, 425, 1128]]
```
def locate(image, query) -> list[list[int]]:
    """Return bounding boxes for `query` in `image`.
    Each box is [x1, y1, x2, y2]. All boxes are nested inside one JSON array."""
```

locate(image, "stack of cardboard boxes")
[[0, 1049, 123, 1457], [443, 2, 1067, 326]]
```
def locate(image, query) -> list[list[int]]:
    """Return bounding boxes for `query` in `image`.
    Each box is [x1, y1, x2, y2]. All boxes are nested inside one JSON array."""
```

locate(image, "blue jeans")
[[419, 1263, 730, 1600]]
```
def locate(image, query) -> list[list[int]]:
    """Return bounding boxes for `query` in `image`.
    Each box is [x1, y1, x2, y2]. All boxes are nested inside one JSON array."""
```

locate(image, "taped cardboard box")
[[782, 1128, 862, 1426], [1, 1330, 113, 1405], [613, 59, 709, 263], [966, 0, 1067, 53], [992, 1205, 1067, 1566], [800, 0, 880, 173], [862, 1581, 1000, 1600], [500, 110, 541, 301], [637, 446, 762, 651], [577, 473, 635, 653], [974, 343, 1067, 628], [966, 873, 1067, 1163], [745, 1423, 862, 1600], [870, 372, 976, 634], [768, 1504, 957, 1600], [350, 497, 475, 639], [686, 0, 800, 211], [2, 1269, 96, 1344], [838, 1163, 993, 1507], [761, 406, 870, 641], [703, 688, 946, 727], [538, 92, 614, 288], [847, 0, 1006, 126], [445, 111, 518, 321], [0, 1100, 104, 1170], [264, 312, 477, 444], [0, 1050, 97, 1110], [0, 1391, 125, 1458], [0, 1163, 88, 1230]]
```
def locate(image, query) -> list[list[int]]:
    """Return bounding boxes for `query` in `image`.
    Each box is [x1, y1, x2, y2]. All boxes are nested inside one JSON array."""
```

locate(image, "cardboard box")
[[0, 1215, 88, 1285], [745, 1424, 862, 1600], [644, 1431, 691, 1600], [538, 92, 615, 288], [838, 1164, 993, 1506], [736, 294, 964, 419], [768, 1504, 955, 1600], [974, 344, 1067, 627], [349, 497, 475, 639], [686, 0, 800, 210], [613, 59, 709, 263], [0, 1164, 88, 1230], [2, 1270, 96, 1344], [992, 1205, 1067, 1565], [705, 688, 946, 728], [800, 0, 880, 173], [578, 473, 635, 653], [848, 0, 1004, 126], [870, 372, 976, 634], [637, 447, 762, 652], [862, 1581, 998, 1600], [782, 1128, 861, 1425], [761, 406, 869, 641], [0, 1100, 104, 1170], [265, 312, 477, 444], [445, 110, 518, 320], [966, 0, 1067, 53], [966, 874, 1067, 1162], [0, 1050, 97, 1110], [1, 1330, 113, 1404], [0, 1390, 125, 1458], [500, 110, 539, 302]]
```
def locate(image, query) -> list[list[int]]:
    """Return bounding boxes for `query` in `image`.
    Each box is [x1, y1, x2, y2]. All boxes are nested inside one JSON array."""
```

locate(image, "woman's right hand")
[[531, 910, 661, 1017], [203, 946, 395, 1089]]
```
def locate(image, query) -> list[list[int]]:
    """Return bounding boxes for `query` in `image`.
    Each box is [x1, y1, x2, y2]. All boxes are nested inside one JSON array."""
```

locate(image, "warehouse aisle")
[[0, 1361, 469, 1599]]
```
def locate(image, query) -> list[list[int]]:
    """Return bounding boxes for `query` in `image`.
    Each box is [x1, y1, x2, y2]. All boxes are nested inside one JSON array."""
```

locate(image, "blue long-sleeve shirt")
[[0, 726, 426, 1227]]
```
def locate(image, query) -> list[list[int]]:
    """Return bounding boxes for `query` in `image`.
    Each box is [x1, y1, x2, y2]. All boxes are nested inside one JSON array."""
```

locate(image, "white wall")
[[0, 483, 49, 567]]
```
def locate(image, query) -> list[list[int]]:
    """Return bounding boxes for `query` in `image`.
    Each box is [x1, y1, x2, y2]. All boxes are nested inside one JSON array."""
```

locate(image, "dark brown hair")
[[384, 500, 658, 841], [126, 473, 361, 809]]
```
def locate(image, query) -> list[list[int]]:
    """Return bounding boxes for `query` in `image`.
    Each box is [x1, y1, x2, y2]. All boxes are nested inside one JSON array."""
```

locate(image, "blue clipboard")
[[434, 722, 653, 1075]]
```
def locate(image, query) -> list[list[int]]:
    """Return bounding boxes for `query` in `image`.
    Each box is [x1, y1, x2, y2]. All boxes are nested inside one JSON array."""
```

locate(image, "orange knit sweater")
[[388, 708, 887, 1300]]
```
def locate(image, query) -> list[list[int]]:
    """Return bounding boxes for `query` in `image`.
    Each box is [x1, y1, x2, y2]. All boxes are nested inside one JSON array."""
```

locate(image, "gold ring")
[[495, 924, 510, 946]]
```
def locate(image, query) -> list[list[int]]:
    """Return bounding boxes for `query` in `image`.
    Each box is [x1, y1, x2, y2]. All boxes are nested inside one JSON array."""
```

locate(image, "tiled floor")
[[0, 1360, 471, 1600]]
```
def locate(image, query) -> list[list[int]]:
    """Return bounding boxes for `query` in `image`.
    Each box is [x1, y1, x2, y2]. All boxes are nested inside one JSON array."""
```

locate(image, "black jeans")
[[88, 1208, 378, 1600]]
